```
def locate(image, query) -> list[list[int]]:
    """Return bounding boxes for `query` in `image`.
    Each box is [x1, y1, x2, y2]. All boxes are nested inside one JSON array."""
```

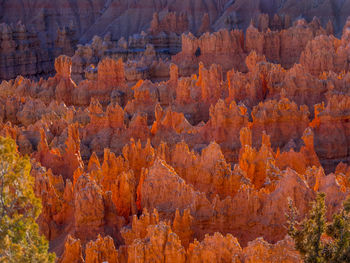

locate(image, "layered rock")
[[149, 12, 189, 35], [173, 29, 246, 75], [251, 98, 310, 149], [3, 7, 350, 263], [55, 25, 78, 57], [35, 123, 83, 181], [242, 236, 301, 263], [312, 93, 350, 172], [60, 229, 301, 263], [276, 128, 321, 175], [85, 235, 119, 263], [0, 22, 52, 80], [187, 233, 242, 262], [245, 19, 318, 68], [139, 156, 318, 245], [59, 235, 84, 263], [1, 1, 349, 82], [300, 35, 349, 75]]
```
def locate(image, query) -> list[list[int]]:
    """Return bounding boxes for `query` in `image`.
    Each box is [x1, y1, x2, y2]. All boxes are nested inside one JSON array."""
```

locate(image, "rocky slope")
[[2, 0, 350, 81], [1, 0, 350, 41]]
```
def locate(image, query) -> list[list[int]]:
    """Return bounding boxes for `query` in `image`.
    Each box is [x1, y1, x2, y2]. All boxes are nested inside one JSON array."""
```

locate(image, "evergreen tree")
[[0, 137, 55, 262], [287, 192, 350, 263], [324, 197, 350, 262]]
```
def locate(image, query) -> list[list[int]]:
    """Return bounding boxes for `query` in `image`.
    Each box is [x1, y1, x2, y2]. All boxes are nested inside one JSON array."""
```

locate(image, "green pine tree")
[[324, 197, 350, 262], [287, 192, 350, 263], [0, 137, 55, 263]]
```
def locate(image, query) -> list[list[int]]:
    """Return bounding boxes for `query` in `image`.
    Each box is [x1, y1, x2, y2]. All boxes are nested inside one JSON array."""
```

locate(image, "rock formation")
[[0, 22, 52, 80], [173, 29, 246, 74], [149, 12, 189, 35], [3, 4, 350, 262]]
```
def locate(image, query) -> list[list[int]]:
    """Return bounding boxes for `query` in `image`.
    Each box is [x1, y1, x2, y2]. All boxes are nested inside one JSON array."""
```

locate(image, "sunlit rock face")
[[3, 2, 350, 262]]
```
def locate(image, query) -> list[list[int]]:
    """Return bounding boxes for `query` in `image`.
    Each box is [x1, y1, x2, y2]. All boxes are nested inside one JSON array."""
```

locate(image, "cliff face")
[[173, 29, 246, 74], [1, 0, 349, 42], [0, 22, 52, 80], [149, 12, 189, 35], [245, 17, 331, 68], [2, 0, 350, 81]]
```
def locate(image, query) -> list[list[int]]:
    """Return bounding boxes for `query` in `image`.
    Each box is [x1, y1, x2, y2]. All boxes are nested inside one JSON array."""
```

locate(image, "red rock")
[[85, 235, 119, 263], [74, 174, 105, 242], [187, 233, 242, 263], [97, 58, 126, 91], [125, 80, 159, 124], [300, 35, 348, 75], [140, 157, 211, 215], [59, 235, 84, 263], [55, 25, 77, 57], [242, 236, 301, 263], [150, 12, 189, 35], [35, 123, 83, 181], [238, 127, 276, 189], [173, 29, 246, 74], [122, 138, 155, 182], [251, 98, 310, 149], [127, 222, 186, 263], [203, 99, 248, 147], [0, 22, 53, 80], [245, 18, 325, 69], [276, 128, 321, 174], [172, 209, 193, 247], [54, 56, 77, 105], [151, 105, 194, 141], [313, 93, 350, 171], [121, 208, 160, 246], [198, 13, 212, 34], [55, 55, 73, 79], [110, 170, 137, 220], [3, 7, 350, 263]]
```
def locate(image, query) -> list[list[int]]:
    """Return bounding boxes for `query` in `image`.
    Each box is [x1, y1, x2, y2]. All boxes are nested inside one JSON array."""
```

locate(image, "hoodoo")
[[2, 1, 350, 262]]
